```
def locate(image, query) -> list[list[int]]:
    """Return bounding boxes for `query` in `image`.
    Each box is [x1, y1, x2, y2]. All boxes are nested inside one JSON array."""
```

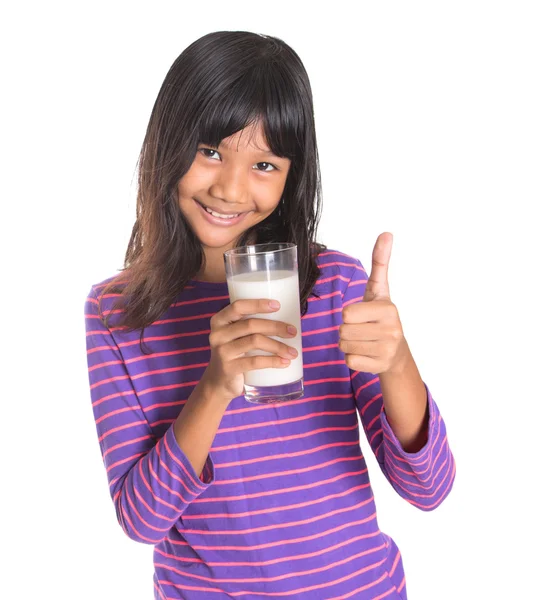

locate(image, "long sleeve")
[[84, 285, 215, 544], [341, 259, 456, 511]]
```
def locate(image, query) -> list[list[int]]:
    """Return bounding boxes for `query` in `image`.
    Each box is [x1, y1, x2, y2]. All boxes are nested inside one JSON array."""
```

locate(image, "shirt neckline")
[[188, 278, 229, 290]]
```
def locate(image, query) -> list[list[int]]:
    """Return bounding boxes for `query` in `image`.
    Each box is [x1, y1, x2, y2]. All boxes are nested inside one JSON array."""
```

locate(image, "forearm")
[[114, 409, 221, 544], [113, 380, 227, 544], [173, 378, 231, 479], [379, 338, 428, 453]]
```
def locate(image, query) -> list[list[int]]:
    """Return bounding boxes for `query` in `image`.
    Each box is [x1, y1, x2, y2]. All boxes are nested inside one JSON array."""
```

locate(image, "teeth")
[[205, 206, 240, 219]]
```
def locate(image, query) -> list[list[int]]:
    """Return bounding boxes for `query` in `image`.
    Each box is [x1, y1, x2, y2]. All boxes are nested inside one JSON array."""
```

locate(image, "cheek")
[[251, 199, 280, 220], [256, 196, 281, 213], [254, 180, 287, 212], [177, 182, 197, 215], [176, 183, 187, 210], [178, 161, 207, 192]]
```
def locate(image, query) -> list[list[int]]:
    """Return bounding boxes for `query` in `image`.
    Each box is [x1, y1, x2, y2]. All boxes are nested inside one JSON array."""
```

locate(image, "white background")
[[2, 1, 543, 598]]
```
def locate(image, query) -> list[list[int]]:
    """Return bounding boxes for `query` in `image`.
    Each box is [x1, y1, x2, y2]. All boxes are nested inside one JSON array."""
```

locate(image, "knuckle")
[[391, 328, 402, 341], [386, 325, 401, 340], [230, 300, 242, 317], [246, 318, 258, 333]]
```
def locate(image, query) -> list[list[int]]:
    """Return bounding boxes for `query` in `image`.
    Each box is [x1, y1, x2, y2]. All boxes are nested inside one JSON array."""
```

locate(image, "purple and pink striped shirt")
[[84, 249, 455, 599]]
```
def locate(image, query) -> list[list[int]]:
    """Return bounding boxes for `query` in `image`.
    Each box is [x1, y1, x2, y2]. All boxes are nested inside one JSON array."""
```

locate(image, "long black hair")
[[100, 31, 326, 346]]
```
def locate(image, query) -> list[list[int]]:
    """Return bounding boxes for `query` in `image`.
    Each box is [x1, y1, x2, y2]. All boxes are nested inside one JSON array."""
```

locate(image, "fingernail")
[[287, 325, 297, 335], [269, 300, 280, 309], [288, 347, 298, 356]]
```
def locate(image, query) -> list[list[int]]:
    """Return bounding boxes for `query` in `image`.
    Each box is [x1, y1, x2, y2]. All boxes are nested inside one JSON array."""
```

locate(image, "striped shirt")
[[84, 249, 455, 599]]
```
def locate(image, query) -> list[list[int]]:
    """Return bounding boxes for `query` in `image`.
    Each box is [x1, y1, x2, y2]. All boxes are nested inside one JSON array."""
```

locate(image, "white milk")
[[226, 270, 303, 387]]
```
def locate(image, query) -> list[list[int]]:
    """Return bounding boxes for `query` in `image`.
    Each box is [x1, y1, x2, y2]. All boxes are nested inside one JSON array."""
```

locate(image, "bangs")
[[196, 65, 303, 161]]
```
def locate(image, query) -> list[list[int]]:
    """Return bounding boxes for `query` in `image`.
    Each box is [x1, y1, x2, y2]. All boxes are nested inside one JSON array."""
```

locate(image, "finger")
[[234, 354, 292, 373], [212, 298, 281, 328], [339, 340, 381, 357], [223, 333, 298, 361], [338, 322, 382, 341], [342, 298, 391, 325], [344, 353, 381, 374], [363, 232, 393, 302], [210, 317, 297, 347]]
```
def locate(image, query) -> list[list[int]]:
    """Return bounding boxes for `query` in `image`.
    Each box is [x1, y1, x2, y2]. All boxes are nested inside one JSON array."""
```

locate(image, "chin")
[[195, 229, 244, 249]]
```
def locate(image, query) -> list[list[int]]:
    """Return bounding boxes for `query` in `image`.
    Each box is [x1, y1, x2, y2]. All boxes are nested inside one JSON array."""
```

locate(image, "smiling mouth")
[[195, 199, 248, 219], [193, 198, 252, 227]]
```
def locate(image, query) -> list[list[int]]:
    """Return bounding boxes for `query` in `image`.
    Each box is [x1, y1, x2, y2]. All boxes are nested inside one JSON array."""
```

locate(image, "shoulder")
[[84, 272, 128, 317], [310, 247, 368, 299], [314, 248, 369, 303], [315, 247, 368, 279]]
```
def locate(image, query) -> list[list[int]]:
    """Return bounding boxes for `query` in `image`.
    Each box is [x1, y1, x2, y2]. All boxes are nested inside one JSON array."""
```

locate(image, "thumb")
[[363, 232, 393, 302]]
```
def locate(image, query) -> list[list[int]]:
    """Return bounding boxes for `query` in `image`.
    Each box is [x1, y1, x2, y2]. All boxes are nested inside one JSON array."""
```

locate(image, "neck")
[[197, 233, 257, 283], [197, 247, 228, 283], [195, 270, 227, 284]]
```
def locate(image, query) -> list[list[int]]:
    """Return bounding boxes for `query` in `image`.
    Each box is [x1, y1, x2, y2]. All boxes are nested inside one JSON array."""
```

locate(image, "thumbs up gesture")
[[339, 232, 409, 375]]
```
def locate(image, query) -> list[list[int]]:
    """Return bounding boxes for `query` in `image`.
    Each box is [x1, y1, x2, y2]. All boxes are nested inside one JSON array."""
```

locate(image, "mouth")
[[194, 198, 250, 227]]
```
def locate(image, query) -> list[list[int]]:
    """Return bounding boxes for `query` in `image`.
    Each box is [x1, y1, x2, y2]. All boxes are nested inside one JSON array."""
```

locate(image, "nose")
[[209, 162, 249, 205]]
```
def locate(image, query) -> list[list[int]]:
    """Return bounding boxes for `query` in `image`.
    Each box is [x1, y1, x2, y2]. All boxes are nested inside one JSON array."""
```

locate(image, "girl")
[[85, 31, 455, 599]]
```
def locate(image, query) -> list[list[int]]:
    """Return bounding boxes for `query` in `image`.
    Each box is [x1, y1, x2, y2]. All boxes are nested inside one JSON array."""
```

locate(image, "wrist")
[[197, 374, 234, 409], [387, 337, 411, 376]]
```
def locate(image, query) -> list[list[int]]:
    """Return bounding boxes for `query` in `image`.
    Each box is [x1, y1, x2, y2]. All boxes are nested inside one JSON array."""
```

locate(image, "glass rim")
[[224, 242, 296, 258]]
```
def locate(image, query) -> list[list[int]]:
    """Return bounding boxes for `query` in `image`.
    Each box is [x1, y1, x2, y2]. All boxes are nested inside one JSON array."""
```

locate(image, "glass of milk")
[[223, 242, 304, 404]]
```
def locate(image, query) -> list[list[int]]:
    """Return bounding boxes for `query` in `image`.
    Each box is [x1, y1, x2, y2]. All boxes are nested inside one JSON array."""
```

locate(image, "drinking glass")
[[223, 242, 304, 404]]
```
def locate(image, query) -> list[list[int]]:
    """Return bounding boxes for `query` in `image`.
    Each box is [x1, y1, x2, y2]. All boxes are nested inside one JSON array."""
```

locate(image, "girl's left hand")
[[339, 232, 409, 375]]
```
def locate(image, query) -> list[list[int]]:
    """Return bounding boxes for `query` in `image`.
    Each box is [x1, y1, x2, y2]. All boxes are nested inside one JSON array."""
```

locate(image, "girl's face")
[[177, 121, 291, 255]]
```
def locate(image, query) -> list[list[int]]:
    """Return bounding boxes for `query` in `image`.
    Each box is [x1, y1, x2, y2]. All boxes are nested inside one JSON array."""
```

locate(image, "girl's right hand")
[[200, 299, 299, 404]]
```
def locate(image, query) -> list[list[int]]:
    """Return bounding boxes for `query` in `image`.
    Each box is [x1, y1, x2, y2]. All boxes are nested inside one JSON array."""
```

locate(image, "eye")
[[198, 148, 278, 173], [254, 162, 277, 172], [199, 148, 220, 160]]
